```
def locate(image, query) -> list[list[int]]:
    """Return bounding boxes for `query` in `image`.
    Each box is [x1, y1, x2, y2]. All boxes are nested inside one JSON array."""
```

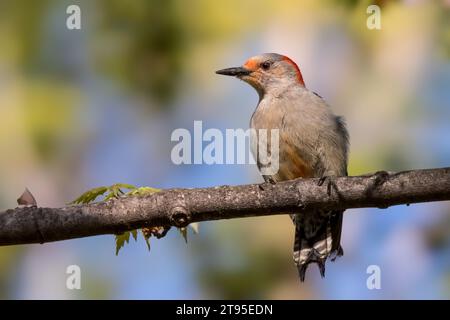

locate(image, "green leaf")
[[115, 231, 131, 255], [177, 224, 199, 243], [142, 231, 151, 251], [104, 192, 116, 201], [190, 223, 199, 234], [110, 183, 136, 198], [71, 183, 138, 204], [179, 227, 188, 243], [131, 229, 138, 241], [115, 183, 137, 190], [71, 184, 165, 255], [70, 186, 108, 204], [126, 186, 161, 196]]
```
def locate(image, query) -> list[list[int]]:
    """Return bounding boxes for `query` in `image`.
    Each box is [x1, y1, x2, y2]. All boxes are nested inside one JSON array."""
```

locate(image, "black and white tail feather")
[[292, 210, 344, 281]]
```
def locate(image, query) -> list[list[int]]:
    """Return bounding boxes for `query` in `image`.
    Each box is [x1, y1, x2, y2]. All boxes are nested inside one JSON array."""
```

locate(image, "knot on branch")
[[364, 170, 391, 207], [169, 206, 191, 227]]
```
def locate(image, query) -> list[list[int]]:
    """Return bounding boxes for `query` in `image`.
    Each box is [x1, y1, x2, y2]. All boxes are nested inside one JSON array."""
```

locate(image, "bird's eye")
[[261, 61, 271, 70]]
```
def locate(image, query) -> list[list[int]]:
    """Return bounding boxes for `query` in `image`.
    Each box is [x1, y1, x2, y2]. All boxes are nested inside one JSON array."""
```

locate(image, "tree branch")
[[1, 167, 449, 246]]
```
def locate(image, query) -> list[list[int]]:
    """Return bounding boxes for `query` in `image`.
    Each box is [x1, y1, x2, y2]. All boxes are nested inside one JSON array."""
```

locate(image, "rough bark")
[[1, 167, 449, 246]]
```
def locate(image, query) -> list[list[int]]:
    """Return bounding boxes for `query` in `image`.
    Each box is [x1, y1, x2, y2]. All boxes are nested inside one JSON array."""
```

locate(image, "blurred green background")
[[0, 0, 450, 299]]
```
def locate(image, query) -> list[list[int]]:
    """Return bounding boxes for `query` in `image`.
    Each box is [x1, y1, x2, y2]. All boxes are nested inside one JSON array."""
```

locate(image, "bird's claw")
[[318, 176, 327, 187], [318, 176, 335, 197], [259, 176, 276, 190], [258, 182, 272, 191]]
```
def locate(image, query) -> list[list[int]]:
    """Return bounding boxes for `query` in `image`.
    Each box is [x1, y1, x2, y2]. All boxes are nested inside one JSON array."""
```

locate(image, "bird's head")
[[216, 53, 305, 97]]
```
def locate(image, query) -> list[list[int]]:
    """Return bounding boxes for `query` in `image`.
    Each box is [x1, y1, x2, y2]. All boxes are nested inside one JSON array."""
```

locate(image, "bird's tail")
[[293, 210, 344, 281]]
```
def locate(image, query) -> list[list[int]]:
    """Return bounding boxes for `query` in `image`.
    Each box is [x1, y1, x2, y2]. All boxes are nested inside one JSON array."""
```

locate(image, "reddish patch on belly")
[[276, 142, 313, 180]]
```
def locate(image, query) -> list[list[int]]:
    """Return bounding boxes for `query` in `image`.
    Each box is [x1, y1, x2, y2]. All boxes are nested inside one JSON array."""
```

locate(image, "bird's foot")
[[259, 176, 276, 190], [317, 176, 337, 197]]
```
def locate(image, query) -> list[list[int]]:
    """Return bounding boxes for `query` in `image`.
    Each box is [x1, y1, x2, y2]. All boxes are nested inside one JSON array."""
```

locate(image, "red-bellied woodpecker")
[[216, 53, 349, 281]]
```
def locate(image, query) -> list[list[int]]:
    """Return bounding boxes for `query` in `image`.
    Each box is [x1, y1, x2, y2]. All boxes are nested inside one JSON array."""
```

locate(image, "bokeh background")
[[1, 0, 450, 299]]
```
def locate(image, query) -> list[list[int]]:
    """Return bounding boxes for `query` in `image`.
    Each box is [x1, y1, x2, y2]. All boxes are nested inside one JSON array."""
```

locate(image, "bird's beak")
[[216, 67, 251, 77]]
